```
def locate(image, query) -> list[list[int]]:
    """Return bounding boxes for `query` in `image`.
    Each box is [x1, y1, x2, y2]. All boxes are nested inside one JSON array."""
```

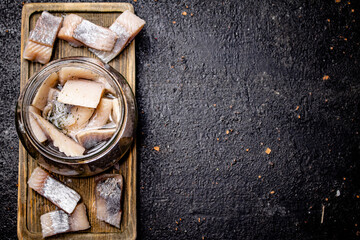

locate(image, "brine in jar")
[[28, 66, 122, 157]]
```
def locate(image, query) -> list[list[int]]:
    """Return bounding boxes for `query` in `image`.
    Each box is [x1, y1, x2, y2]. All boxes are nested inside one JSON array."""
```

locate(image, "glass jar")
[[15, 57, 137, 177]]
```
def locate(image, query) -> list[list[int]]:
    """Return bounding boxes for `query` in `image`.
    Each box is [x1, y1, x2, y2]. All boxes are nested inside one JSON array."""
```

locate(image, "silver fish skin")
[[73, 20, 118, 52], [40, 203, 90, 238], [27, 167, 81, 214], [95, 174, 123, 228], [89, 20, 131, 63], [29, 11, 63, 47], [40, 210, 70, 238], [57, 14, 84, 47]]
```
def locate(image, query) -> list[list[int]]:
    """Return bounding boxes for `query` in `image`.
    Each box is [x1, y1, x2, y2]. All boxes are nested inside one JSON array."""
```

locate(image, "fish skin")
[[40, 203, 90, 238], [31, 112, 86, 157], [28, 167, 81, 214], [89, 21, 131, 63], [95, 174, 123, 228], [73, 20, 118, 52], [29, 11, 63, 47], [76, 128, 116, 149], [40, 210, 70, 238], [23, 40, 52, 64], [58, 14, 84, 47]]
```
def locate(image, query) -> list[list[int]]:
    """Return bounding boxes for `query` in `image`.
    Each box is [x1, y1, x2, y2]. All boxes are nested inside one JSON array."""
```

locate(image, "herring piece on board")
[[27, 167, 81, 214], [40, 203, 90, 238], [57, 80, 105, 108], [32, 72, 59, 110], [89, 19, 131, 63], [23, 40, 53, 64], [86, 98, 113, 129], [95, 174, 123, 228], [58, 66, 99, 85], [29, 11, 63, 47], [115, 10, 145, 43], [73, 19, 118, 52], [58, 14, 84, 47], [69, 203, 91, 232], [40, 209, 70, 238], [76, 128, 116, 149], [31, 112, 85, 157]]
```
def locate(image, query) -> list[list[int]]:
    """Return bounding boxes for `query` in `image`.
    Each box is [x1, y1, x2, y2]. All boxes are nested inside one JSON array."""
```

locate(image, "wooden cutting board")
[[18, 3, 137, 239]]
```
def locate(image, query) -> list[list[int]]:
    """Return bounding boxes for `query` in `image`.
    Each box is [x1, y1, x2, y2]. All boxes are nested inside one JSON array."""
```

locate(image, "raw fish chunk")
[[77, 128, 116, 149], [67, 106, 95, 138], [47, 88, 60, 103], [58, 67, 99, 85], [89, 20, 131, 63], [57, 80, 105, 108], [28, 167, 81, 214], [69, 203, 91, 231], [23, 41, 52, 64], [95, 77, 116, 95], [111, 98, 122, 124], [32, 72, 58, 110], [46, 100, 76, 130], [87, 98, 113, 129], [40, 210, 70, 238], [95, 174, 123, 228], [115, 10, 145, 43], [73, 20, 118, 52], [31, 112, 85, 157], [28, 106, 47, 143], [29, 11, 63, 47], [58, 14, 84, 47], [40, 203, 90, 238]]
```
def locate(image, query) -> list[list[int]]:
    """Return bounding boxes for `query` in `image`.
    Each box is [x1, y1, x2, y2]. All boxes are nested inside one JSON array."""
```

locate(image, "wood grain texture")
[[18, 3, 137, 240]]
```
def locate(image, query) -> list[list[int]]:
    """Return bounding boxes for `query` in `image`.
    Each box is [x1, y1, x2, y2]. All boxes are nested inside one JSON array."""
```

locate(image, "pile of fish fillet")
[[28, 167, 124, 237], [24, 10, 145, 64], [23, 9, 142, 238]]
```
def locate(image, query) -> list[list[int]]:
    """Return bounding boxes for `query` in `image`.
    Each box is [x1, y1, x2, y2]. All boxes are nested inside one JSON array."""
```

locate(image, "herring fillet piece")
[[28, 107, 47, 143], [29, 11, 63, 47], [28, 167, 81, 214], [115, 10, 146, 43], [31, 112, 85, 157], [32, 72, 59, 110], [40, 203, 90, 238], [89, 19, 131, 63], [23, 11, 62, 64], [86, 98, 113, 129], [58, 66, 99, 85], [73, 20, 118, 52], [57, 80, 105, 108], [69, 203, 91, 231], [76, 128, 116, 149], [111, 98, 122, 124], [58, 14, 84, 47], [40, 210, 70, 238], [95, 174, 123, 228], [67, 106, 95, 139], [23, 41, 53, 64]]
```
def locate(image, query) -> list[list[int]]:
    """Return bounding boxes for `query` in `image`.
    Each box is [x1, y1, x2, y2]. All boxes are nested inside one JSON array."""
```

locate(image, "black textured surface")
[[1, 0, 360, 239]]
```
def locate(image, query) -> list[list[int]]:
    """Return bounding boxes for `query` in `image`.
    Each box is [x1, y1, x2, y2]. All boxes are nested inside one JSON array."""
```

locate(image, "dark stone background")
[[1, 0, 359, 239]]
